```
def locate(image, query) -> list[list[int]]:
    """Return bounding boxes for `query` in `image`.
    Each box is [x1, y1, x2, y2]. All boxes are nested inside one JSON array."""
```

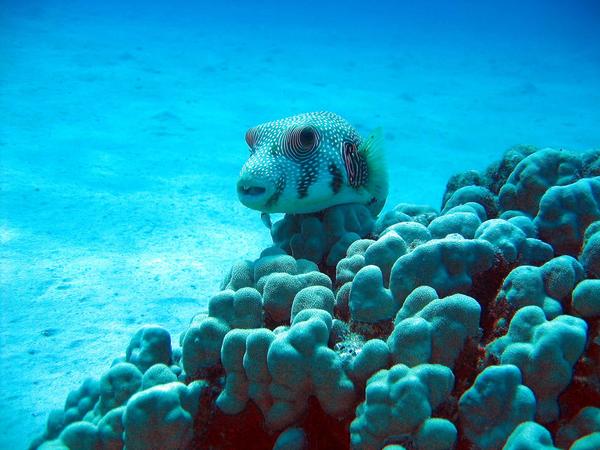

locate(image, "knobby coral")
[[31, 146, 600, 450]]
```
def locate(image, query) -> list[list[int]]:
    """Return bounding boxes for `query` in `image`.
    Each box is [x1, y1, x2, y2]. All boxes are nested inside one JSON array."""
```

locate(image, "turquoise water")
[[1, 0, 599, 447]]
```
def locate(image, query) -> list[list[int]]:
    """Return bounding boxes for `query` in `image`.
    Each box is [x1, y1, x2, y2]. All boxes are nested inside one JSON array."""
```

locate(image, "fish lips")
[[236, 176, 273, 211]]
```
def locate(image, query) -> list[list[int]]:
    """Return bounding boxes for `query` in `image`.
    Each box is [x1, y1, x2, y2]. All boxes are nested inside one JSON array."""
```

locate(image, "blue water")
[[1, 0, 599, 446]]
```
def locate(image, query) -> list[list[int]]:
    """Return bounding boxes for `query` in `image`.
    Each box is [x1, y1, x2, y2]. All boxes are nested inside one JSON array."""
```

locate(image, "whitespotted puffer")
[[237, 111, 388, 216]]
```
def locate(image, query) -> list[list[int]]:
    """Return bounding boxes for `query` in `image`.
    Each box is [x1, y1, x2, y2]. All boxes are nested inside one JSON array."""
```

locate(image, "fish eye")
[[283, 125, 319, 161], [245, 128, 257, 152], [299, 126, 317, 150]]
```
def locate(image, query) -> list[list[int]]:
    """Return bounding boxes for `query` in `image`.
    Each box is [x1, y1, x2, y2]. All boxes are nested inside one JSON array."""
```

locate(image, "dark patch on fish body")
[[328, 163, 343, 194], [297, 164, 318, 199], [266, 176, 286, 209]]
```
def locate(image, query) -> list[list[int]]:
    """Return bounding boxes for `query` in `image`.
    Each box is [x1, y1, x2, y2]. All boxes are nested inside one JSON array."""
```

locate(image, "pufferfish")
[[237, 112, 388, 218]]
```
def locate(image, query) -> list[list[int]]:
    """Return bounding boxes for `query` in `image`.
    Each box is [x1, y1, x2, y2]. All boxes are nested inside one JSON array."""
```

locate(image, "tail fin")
[[358, 127, 389, 215]]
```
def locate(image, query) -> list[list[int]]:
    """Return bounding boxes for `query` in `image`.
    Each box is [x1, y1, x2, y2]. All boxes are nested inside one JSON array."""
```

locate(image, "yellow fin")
[[358, 127, 389, 215]]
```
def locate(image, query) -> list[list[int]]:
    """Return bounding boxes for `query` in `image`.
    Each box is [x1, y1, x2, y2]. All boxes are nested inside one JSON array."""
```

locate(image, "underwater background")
[[1, 0, 599, 447]]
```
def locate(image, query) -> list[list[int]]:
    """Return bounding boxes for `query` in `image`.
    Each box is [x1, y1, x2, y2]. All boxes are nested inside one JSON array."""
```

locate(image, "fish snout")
[[236, 174, 273, 210]]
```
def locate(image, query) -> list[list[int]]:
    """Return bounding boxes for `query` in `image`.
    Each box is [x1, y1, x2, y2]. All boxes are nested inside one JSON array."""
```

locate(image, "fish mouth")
[[236, 176, 273, 210], [238, 184, 267, 197]]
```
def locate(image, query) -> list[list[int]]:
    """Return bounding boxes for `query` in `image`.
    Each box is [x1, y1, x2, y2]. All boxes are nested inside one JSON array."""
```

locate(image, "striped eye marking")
[[281, 125, 320, 162]]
